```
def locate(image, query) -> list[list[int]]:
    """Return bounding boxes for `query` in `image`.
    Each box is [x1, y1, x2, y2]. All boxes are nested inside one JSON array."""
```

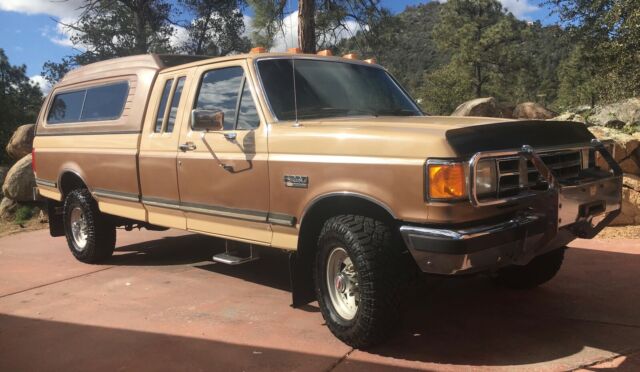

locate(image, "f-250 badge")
[[284, 175, 309, 188]]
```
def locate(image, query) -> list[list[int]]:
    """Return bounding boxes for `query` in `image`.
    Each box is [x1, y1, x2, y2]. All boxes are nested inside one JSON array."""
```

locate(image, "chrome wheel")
[[326, 247, 359, 320], [70, 206, 88, 250]]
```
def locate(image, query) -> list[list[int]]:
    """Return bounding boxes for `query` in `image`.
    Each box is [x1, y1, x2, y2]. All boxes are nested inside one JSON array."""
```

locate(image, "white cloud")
[[30, 75, 52, 95], [0, 0, 84, 18], [436, 0, 539, 19], [499, 0, 539, 19], [259, 10, 362, 52]]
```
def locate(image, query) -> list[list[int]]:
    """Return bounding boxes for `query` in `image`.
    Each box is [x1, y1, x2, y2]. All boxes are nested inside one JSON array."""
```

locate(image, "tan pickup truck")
[[33, 51, 622, 348]]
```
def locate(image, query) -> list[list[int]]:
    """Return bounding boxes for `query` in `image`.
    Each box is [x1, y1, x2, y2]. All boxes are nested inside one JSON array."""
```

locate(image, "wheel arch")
[[58, 169, 89, 197], [290, 193, 398, 307]]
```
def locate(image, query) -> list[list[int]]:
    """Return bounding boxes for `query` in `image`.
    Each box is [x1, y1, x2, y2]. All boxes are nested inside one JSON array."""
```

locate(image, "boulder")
[[0, 166, 9, 197], [0, 197, 17, 220], [451, 97, 502, 117], [2, 154, 36, 202], [588, 97, 640, 127], [5, 124, 35, 160], [611, 175, 640, 226], [513, 102, 556, 120], [588, 126, 640, 175], [552, 112, 587, 124]]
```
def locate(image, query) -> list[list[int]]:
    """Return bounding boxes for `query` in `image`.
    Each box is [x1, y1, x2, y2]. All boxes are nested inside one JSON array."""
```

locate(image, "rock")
[[451, 97, 502, 117], [588, 98, 640, 127], [2, 154, 36, 202], [0, 198, 17, 220], [497, 102, 515, 119], [552, 112, 587, 124], [513, 102, 556, 120], [0, 166, 9, 197], [604, 119, 626, 130], [588, 126, 640, 175], [611, 175, 640, 225], [5, 124, 35, 160]]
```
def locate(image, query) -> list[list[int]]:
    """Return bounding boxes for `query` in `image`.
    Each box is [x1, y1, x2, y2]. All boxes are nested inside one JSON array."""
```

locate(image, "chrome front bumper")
[[402, 140, 623, 275]]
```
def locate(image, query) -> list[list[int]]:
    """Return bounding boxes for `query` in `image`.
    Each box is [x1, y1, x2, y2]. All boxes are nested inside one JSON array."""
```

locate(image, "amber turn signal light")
[[428, 163, 466, 199]]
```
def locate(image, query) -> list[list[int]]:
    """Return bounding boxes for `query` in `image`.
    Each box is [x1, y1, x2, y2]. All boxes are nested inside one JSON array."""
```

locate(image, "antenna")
[[292, 57, 300, 126]]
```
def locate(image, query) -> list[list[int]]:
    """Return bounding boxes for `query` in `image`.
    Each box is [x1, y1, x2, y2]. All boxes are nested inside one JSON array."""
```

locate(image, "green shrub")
[[14, 205, 35, 225]]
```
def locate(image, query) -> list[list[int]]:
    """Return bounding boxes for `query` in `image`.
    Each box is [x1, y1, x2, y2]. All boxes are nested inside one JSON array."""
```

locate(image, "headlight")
[[475, 159, 497, 196], [427, 162, 466, 200]]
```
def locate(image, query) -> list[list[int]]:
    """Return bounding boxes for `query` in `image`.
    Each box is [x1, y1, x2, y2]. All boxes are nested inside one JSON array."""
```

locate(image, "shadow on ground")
[[57, 235, 640, 369]]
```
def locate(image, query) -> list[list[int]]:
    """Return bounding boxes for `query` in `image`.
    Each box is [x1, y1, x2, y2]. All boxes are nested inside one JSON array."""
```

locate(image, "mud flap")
[[289, 251, 316, 307], [47, 200, 65, 237]]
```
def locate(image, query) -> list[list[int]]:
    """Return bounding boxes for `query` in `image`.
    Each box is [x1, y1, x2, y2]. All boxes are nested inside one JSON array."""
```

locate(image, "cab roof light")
[[364, 58, 377, 64], [288, 47, 302, 54], [317, 49, 333, 56], [250, 47, 267, 54], [342, 53, 358, 60]]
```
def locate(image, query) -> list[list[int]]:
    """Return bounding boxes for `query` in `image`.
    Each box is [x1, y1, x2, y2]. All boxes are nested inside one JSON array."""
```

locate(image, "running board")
[[212, 242, 259, 265]]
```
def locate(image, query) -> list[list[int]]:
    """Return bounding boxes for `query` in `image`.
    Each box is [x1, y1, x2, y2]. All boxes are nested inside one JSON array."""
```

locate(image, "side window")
[[166, 77, 186, 133], [47, 81, 129, 124], [47, 90, 85, 124], [81, 82, 129, 121], [236, 81, 260, 130], [194, 67, 244, 130], [154, 79, 173, 132]]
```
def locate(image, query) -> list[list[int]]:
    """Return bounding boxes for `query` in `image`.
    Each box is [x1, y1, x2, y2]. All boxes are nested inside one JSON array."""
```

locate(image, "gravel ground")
[[596, 225, 640, 239]]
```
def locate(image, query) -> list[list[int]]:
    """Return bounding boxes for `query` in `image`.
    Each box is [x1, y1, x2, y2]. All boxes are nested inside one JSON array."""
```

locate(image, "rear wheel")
[[494, 247, 565, 289], [63, 189, 116, 263], [314, 215, 409, 348]]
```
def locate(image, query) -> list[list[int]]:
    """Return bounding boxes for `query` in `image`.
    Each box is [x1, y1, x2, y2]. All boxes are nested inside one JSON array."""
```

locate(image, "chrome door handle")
[[223, 132, 237, 141], [179, 142, 196, 151]]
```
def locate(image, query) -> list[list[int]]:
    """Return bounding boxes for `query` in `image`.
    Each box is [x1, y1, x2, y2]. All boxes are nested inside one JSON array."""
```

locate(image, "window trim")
[[45, 80, 130, 125], [154, 78, 175, 133], [165, 76, 186, 133]]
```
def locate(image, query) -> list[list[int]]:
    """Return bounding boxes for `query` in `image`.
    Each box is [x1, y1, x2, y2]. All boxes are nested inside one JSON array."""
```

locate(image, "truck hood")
[[287, 116, 594, 158]]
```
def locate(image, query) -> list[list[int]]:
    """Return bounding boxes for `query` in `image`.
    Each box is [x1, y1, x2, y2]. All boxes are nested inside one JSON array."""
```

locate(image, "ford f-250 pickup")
[[32, 50, 622, 348]]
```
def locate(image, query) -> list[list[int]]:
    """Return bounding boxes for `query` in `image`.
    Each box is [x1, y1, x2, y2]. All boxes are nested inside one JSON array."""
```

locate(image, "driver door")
[[176, 60, 271, 243]]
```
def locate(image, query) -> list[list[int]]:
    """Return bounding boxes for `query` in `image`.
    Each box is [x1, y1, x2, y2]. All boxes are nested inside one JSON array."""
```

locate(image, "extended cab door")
[[176, 60, 271, 243], [139, 69, 194, 229]]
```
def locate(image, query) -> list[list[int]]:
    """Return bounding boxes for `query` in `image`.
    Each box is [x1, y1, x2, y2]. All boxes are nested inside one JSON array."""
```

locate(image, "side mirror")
[[191, 109, 224, 131]]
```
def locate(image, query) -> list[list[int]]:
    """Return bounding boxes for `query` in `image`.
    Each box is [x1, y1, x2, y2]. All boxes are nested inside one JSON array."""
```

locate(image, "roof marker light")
[[288, 47, 302, 54], [364, 58, 377, 64], [317, 49, 333, 56], [342, 53, 358, 60], [250, 47, 266, 54]]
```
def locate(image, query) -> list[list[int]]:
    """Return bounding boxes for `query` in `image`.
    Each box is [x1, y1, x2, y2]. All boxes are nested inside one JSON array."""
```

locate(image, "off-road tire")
[[314, 215, 409, 349], [63, 188, 116, 263], [494, 247, 565, 289]]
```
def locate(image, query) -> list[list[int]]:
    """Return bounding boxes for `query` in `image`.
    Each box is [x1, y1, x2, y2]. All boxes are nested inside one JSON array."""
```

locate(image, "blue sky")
[[0, 0, 553, 91]]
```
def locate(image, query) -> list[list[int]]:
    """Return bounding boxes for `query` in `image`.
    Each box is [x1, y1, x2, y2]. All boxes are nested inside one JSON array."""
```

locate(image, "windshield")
[[256, 58, 422, 121]]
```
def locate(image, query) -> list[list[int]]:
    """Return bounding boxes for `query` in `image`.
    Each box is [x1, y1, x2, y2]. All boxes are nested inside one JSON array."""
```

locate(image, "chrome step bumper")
[[402, 140, 623, 275]]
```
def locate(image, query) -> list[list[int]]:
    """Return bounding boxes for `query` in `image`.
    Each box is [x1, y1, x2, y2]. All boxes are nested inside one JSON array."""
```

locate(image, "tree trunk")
[[475, 64, 482, 97], [298, 0, 316, 53]]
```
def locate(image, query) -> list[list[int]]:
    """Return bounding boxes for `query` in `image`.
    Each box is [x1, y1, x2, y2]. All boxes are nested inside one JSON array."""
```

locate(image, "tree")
[[247, 0, 385, 53], [178, 0, 251, 56], [0, 49, 42, 165], [432, 0, 526, 98], [43, 0, 177, 83], [546, 0, 640, 102]]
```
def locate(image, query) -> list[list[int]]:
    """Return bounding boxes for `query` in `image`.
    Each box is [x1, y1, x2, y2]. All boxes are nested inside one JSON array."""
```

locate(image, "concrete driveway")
[[0, 229, 638, 371]]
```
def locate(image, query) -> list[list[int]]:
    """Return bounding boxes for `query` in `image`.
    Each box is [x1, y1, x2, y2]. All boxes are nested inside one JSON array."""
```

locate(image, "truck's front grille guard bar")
[[468, 139, 622, 207]]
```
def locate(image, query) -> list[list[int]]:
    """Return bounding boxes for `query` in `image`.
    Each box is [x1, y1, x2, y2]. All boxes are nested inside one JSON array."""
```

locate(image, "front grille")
[[496, 150, 582, 198]]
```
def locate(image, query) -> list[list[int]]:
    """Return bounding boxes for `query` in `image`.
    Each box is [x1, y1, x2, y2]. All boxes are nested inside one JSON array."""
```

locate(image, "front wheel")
[[314, 215, 409, 348], [493, 247, 565, 289], [63, 188, 116, 263]]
